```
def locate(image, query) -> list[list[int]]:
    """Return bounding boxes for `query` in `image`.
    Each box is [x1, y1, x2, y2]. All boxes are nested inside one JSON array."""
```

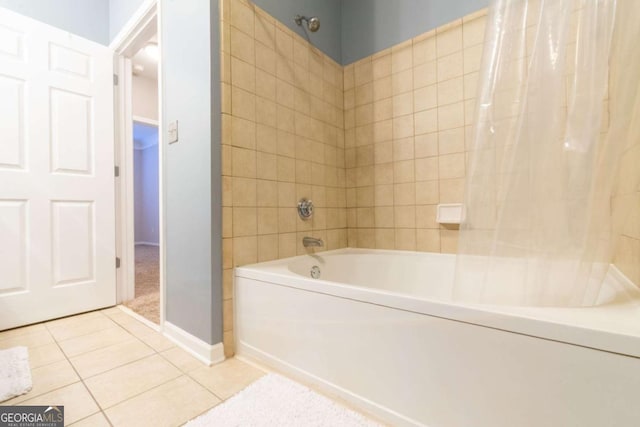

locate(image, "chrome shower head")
[[294, 15, 320, 32]]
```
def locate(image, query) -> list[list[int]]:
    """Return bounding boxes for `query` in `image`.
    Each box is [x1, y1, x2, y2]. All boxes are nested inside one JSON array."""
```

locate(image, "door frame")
[[111, 0, 165, 327]]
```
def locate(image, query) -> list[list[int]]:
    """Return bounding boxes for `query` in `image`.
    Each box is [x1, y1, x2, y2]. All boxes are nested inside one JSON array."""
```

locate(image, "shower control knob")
[[297, 198, 314, 220]]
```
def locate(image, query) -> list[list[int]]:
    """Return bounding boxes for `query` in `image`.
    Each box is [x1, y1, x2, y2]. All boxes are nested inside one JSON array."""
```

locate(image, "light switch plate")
[[168, 120, 179, 144]]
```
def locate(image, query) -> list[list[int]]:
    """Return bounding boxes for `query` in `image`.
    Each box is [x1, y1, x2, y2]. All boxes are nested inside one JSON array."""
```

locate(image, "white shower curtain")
[[453, 0, 637, 306]]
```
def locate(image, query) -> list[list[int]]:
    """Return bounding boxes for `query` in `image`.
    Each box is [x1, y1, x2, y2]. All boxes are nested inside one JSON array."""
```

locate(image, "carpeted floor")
[[124, 244, 160, 324]]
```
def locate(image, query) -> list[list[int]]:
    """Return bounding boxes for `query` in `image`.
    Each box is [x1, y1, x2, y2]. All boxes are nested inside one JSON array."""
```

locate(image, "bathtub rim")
[[235, 248, 640, 359]]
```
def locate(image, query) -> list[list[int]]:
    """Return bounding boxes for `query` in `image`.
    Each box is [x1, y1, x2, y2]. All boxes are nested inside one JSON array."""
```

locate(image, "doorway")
[[123, 36, 160, 324], [112, 2, 163, 327]]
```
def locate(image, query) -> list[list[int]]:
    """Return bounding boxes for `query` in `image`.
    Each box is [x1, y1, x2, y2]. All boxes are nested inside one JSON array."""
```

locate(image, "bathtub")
[[234, 248, 640, 427]]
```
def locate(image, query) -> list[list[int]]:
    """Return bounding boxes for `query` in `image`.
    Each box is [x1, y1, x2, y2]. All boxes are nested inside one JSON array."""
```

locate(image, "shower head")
[[294, 15, 320, 32]]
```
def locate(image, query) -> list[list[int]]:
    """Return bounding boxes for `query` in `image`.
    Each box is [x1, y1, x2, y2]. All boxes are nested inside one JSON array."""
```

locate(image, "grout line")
[[44, 322, 114, 427]]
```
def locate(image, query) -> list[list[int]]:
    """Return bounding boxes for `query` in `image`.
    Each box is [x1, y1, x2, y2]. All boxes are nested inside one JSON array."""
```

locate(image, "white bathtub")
[[234, 248, 640, 427]]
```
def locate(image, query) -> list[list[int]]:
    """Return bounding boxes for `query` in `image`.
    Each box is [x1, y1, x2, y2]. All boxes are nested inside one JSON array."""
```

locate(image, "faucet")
[[303, 236, 324, 248]]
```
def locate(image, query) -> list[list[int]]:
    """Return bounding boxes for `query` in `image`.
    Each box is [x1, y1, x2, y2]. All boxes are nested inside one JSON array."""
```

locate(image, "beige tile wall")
[[612, 126, 640, 285], [220, 0, 348, 356], [342, 11, 487, 254], [219, 1, 639, 356]]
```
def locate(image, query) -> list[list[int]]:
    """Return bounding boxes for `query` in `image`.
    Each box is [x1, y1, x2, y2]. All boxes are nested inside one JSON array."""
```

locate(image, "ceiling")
[[132, 34, 158, 80]]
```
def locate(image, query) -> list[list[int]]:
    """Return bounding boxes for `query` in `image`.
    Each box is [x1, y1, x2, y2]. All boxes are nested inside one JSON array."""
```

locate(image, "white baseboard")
[[118, 305, 160, 331], [163, 321, 225, 366], [135, 241, 159, 246]]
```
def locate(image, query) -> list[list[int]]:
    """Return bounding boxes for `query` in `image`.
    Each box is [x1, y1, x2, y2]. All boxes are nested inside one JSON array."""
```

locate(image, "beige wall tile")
[[373, 54, 392, 79], [375, 228, 396, 249], [392, 69, 414, 94], [416, 228, 441, 252], [375, 184, 395, 206], [463, 15, 486, 48], [438, 102, 464, 130], [394, 160, 415, 183], [257, 179, 278, 207], [439, 178, 465, 203], [415, 108, 438, 135], [357, 228, 376, 248], [439, 153, 465, 179], [258, 234, 279, 262], [440, 229, 459, 253], [257, 207, 278, 235], [231, 57, 255, 92], [231, 117, 256, 149], [416, 180, 440, 205], [436, 24, 462, 57], [415, 133, 439, 158], [393, 114, 414, 139], [230, 0, 255, 37], [413, 37, 436, 65], [256, 124, 277, 153], [232, 177, 256, 206], [414, 61, 437, 89], [415, 157, 439, 181], [232, 147, 256, 178], [394, 206, 416, 228], [233, 236, 257, 266], [416, 205, 439, 229], [414, 84, 437, 112], [230, 27, 254, 64], [395, 228, 417, 250], [233, 207, 257, 237], [437, 52, 463, 81]]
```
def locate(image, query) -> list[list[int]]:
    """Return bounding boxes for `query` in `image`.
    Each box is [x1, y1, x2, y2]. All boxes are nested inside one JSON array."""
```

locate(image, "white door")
[[0, 8, 116, 330]]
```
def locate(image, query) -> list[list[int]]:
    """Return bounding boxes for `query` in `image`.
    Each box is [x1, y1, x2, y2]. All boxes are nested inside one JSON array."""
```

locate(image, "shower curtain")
[[453, 0, 638, 306]]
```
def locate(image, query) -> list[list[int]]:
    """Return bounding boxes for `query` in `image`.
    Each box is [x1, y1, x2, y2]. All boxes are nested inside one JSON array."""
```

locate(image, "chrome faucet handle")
[[298, 198, 314, 220]]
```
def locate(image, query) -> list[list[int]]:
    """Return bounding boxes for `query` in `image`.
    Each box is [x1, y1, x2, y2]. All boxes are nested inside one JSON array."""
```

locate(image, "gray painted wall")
[[341, 0, 489, 64], [109, 0, 146, 41], [252, 0, 342, 64], [162, 0, 222, 344], [0, 0, 109, 45]]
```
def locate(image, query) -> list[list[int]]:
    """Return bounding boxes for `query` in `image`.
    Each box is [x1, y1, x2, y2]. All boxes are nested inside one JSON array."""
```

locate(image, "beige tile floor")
[[0, 307, 265, 426]]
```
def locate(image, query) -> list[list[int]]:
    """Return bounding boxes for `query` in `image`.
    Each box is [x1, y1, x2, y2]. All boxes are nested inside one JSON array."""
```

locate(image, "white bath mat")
[[0, 346, 33, 402], [186, 373, 383, 427]]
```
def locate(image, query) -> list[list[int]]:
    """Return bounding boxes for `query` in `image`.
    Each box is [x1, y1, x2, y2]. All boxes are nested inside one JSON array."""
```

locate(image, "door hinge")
[[116, 257, 121, 268], [113, 74, 119, 86], [114, 165, 120, 177]]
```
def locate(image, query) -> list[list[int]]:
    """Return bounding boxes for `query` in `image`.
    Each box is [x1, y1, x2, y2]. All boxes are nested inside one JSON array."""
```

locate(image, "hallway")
[[124, 245, 160, 324]]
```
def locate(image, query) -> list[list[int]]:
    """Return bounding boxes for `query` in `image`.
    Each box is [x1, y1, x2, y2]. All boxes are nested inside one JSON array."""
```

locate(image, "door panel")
[[0, 7, 115, 329]]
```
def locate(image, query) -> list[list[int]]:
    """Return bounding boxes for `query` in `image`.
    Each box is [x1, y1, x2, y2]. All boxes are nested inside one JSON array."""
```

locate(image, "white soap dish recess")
[[436, 203, 464, 224]]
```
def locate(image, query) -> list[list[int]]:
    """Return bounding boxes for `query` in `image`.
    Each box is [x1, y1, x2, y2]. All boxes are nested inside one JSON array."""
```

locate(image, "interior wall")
[[109, 0, 147, 41], [133, 75, 159, 121], [220, 0, 348, 356], [250, 0, 342, 64], [341, 0, 489, 65], [134, 144, 160, 245], [610, 1, 640, 287], [344, 12, 486, 253], [612, 133, 640, 286], [162, 0, 222, 345], [0, 0, 109, 44]]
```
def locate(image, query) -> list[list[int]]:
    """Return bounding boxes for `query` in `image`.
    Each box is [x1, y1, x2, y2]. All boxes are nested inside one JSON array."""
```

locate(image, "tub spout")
[[303, 236, 324, 247]]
